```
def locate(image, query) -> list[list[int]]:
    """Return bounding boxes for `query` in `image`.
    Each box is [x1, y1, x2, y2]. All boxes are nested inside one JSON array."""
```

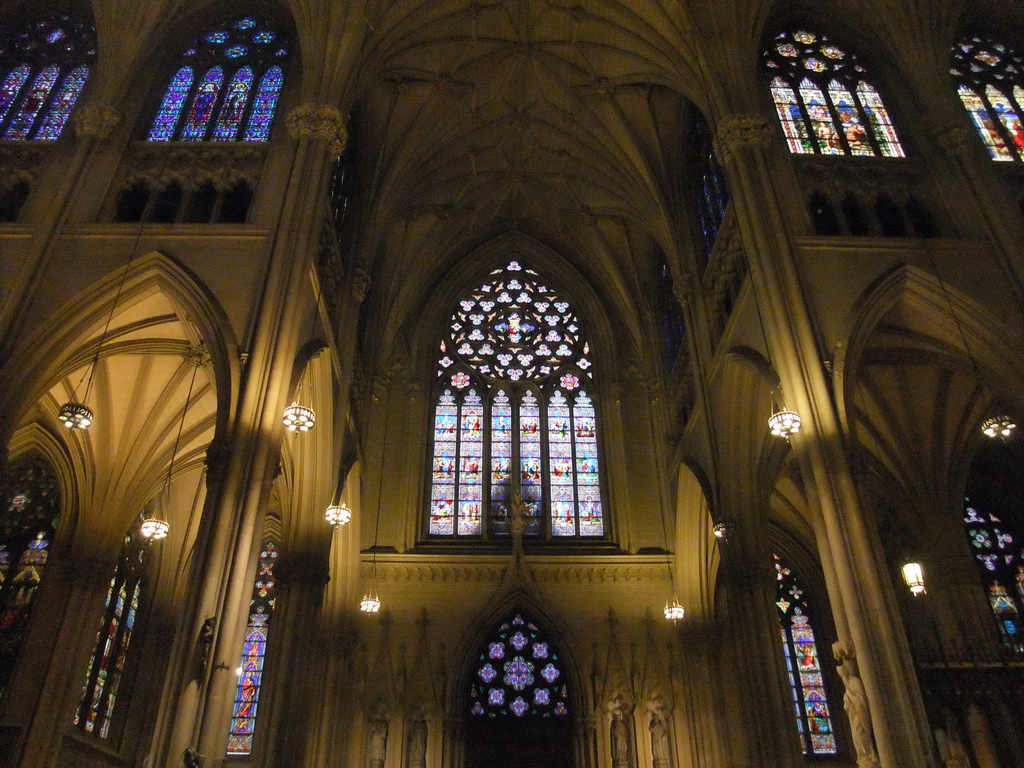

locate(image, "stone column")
[[714, 113, 934, 767]]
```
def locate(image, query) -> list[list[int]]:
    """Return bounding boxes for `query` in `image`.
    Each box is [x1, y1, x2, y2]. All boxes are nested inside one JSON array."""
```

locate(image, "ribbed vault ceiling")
[[346, 0, 710, 343]]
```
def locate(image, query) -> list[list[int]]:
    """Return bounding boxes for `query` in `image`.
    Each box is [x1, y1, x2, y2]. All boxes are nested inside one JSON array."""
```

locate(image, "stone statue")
[[833, 643, 880, 768], [182, 747, 199, 768], [649, 711, 670, 768], [194, 617, 215, 683], [608, 700, 631, 768]]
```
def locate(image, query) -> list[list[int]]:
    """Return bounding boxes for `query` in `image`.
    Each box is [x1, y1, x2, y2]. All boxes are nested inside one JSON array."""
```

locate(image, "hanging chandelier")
[[712, 519, 736, 541], [901, 561, 926, 596], [58, 402, 94, 430], [359, 592, 381, 613], [769, 409, 802, 439], [140, 517, 170, 539], [326, 503, 352, 526], [981, 415, 1016, 440], [664, 600, 685, 622], [283, 401, 316, 432]]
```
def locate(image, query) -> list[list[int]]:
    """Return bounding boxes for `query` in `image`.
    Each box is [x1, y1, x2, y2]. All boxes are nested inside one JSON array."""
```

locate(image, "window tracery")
[[962, 500, 1024, 651], [74, 513, 152, 739], [774, 554, 837, 755], [148, 16, 288, 142], [763, 30, 904, 158], [429, 261, 603, 539], [951, 36, 1024, 161], [469, 613, 568, 718], [227, 540, 280, 754], [0, 14, 95, 140], [0, 459, 60, 699]]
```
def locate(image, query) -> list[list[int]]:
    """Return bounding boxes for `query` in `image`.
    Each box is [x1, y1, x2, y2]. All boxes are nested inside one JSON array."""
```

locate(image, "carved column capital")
[[285, 103, 348, 157], [932, 122, 977, 160], [73, 103, 123, 140], [713, 114, 774, 164]]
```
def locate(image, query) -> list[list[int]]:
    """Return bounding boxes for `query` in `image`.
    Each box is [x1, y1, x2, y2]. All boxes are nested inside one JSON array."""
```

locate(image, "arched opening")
[[463, 612, 574, 768]]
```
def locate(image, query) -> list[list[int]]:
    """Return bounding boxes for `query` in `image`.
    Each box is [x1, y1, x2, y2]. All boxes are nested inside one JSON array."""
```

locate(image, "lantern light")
[[902, 561, 926, 596]]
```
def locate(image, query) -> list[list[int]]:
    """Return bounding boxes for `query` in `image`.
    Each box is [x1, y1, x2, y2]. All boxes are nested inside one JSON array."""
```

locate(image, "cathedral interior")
[[1, 0, 1024, 767]]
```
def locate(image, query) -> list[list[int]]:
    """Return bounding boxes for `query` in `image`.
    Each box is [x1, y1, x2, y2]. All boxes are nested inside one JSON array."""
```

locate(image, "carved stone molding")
[[932, 122, 977, 160], [0, 144, 47, 188], [713, 114, 773, 164], [352, 269, 371, 302], [73, 103, 122, 140], [285, 103, 348, 157], [793, 155, 924, 201], [361, 561, 672, 584], [123, 142, 267, 191]]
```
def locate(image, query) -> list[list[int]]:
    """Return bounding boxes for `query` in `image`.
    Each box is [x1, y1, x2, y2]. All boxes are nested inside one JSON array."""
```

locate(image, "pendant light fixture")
[[326, 503, 352, 526], [59, 224, 145, 431], [142, 344, 206, 540], [750, 275, 801, 439], [712, 519, 737, 541], [283, 270, 324, 433], [901, 560, 926, 596], [360, 374, 392, 614]]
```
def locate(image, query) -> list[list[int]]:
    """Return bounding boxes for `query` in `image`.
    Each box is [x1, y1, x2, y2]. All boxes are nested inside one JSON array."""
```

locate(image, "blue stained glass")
[[254, 31, 275, 43], [148, 67, 194, 140], [180, 66, 223, 141], [47, 29, 66, 43], [3, 65, 59, 139], [206, 31, 228, 44], [242, 66, 283, 141], [35, 65, 88, 140], [212, 66, 252, 140], [235, 18, 256, 30], [0, 65, 30, 126], [225, 46, 248, 58]]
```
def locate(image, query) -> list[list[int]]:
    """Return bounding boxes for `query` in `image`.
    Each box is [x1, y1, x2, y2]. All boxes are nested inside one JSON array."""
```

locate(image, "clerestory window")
[[763, 30, 904, 158], [951, 36, 1024, 161], [0, 14, 95, 141], [428, 261, 604, 540], [147, 16, 288, 142]]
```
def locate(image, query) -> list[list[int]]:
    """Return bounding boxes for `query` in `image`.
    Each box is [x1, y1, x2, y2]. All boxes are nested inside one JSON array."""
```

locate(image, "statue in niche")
[[647, 699, 671, 768], [832, 643, 880, 768], [406, 716, 427, 768], [608, 698, 632, 768], [367, 715, 388, 768], [193, 617, 216, 683]]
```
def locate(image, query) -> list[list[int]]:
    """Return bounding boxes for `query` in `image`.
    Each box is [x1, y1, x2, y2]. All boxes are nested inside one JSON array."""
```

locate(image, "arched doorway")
[[463, 612, 574, 768]]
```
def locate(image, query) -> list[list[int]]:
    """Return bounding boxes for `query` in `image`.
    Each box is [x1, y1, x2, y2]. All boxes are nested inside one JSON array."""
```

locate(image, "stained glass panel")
[[35, 64, 89, 140], [180, 66, 224, 141], [548, 391, 575, 536], [227, 541, 279, 755], [828, 80, 873, 156], [75, 514, 151, 740], [770, 77, 813, 154], [799, 78, 842, 155], [469, 614, 567, 718], [855, 82, 905, 157], [0, 460, 60, 698], [429, 390, 458, 535], [212, 66, 253, 140], [490, 390, 512, 533], [573, 391, 603, 536], [774, 554, 837, 755], [0, 66, 30, 127], [957, 85, 1013, 160], [148, 67, 194, 141], [3, 65, 60, 139], [243, 65, 283, 141], [986, 84, 1024, 160], [458, 390, 484, 535]]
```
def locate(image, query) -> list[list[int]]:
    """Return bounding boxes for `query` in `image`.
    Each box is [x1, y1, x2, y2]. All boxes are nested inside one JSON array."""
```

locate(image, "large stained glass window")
[[227, 540, 280, 755], [774, 554, 837, 755], [951, 36, 1024, 161], [763, 30, 905, 158], [0, 459, 60, 698], [428, 261, 604, 540], [962, 500, 1024, 651], [0, 14, 95, 140], [147, 17, 288, 142], [74, 513, 152, 740], [469, 613, 568, 718], [691, 116, 730, 268]]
